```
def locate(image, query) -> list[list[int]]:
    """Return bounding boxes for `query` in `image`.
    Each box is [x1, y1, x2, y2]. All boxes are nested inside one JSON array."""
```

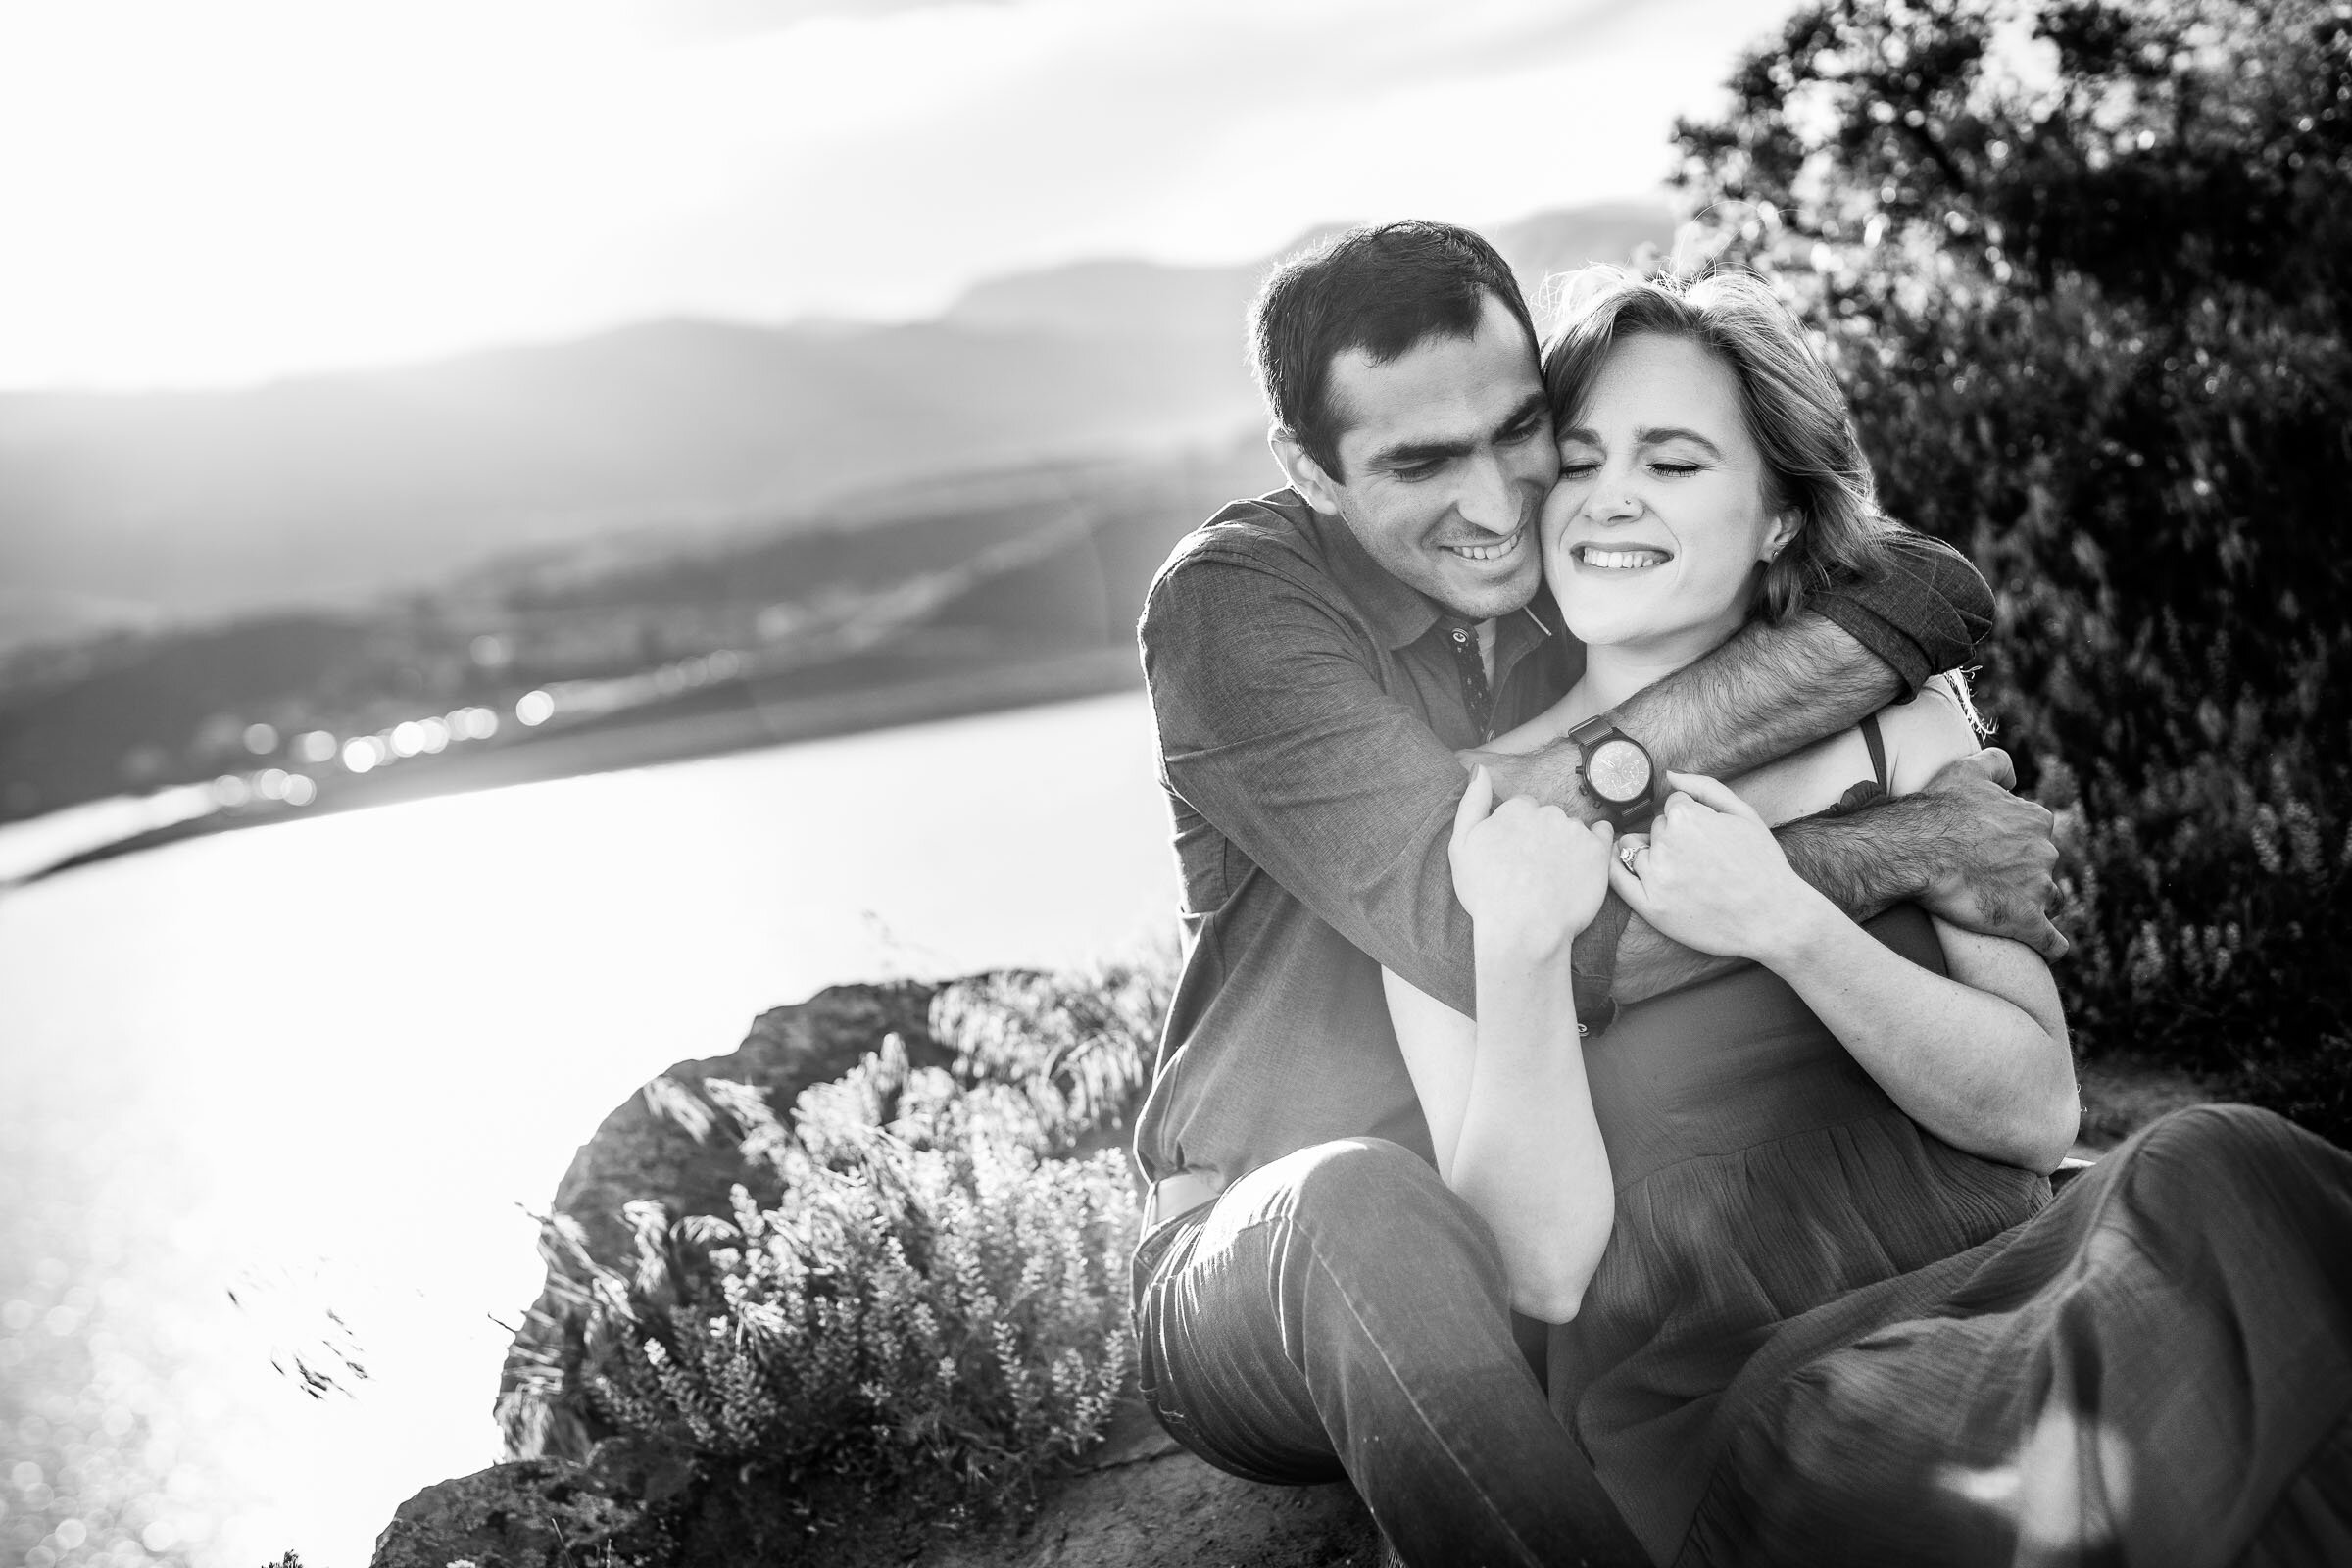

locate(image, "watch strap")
[[1566, 710, 1620, 752]]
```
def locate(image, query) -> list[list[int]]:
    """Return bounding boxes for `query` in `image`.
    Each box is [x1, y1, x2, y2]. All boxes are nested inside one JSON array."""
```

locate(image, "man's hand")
[[1449, 766, 1616, 954], [1458, 737, 1604, 824], [1914, 749, 2067, 958]]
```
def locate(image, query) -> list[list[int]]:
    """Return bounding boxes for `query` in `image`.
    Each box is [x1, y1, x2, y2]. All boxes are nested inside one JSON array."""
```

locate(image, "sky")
[[0, 0, 1804, 391]]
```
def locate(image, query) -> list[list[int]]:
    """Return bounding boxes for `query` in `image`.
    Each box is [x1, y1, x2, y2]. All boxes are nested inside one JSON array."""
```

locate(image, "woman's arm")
[[1380, 769, 1619, 1322], [1609, 689, 2079, 1172], [1736, 858, 2077, 1172]]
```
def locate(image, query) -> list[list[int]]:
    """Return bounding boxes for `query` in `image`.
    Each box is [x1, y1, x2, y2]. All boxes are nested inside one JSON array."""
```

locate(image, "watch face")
[[1586, 736, 1653, 806]]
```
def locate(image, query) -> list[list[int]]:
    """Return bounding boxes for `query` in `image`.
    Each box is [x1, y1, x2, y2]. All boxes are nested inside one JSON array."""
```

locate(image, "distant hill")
[[0, 441, 1277, 828], [941, 202, 1675, 341], [0, 201, 1672, 648]]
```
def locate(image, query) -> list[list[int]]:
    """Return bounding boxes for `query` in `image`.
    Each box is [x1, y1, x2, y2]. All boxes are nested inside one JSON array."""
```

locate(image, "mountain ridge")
[[0, 201, 1673, 649]]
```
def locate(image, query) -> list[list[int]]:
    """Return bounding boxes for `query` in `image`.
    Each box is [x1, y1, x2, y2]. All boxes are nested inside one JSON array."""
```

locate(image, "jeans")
[[1130, 1137, 1647, 1568]]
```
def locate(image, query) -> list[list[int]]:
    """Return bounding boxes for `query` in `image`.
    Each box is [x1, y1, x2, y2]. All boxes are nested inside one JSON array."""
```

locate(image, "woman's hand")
[[1608, 771, 1828, 963], [1450, 766, 1617, 956]]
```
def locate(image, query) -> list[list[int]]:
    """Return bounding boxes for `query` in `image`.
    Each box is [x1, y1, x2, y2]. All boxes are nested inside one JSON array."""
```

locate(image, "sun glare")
[[0, 0, 663, 386], [0, 0, 1797, 389]]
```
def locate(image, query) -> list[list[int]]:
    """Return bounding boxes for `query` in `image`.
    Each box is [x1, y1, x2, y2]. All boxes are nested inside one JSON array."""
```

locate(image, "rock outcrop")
[[493, 980, 954, 1459], [374, 1406, 1387, 1568], [388, 976, 1394, 1568], [539, 979, 949, 1284]]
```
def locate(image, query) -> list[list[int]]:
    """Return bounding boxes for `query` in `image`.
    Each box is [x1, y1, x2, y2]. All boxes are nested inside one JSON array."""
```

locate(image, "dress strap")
[[1860, 712, 1889, 792]]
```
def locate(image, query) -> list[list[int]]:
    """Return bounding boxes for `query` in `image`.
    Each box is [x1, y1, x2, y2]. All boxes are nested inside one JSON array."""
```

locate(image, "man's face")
[[1313, 293, 1557, 621]]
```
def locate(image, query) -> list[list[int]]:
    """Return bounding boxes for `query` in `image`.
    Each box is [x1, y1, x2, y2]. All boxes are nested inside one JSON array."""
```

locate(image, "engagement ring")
[[1619, 841, 1644, 873]]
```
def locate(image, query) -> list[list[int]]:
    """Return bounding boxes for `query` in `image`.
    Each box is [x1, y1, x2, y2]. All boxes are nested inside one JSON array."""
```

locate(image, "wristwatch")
[[1568, 712, 1664, 830]]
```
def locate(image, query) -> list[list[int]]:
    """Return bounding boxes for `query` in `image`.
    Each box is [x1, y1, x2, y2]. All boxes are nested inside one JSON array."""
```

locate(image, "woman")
[[1386, 270, 2352, 1567]]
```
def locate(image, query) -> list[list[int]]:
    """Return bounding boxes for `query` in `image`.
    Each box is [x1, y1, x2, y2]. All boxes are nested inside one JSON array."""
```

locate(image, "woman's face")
[[1541, 333, 1797, 658]]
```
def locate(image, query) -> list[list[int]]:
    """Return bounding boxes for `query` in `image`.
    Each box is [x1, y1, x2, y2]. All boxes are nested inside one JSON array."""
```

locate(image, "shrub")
[[546, 959, 1167, 1515], [1671, 0, 2352, 1140], [927, 963, 1167, 1156]]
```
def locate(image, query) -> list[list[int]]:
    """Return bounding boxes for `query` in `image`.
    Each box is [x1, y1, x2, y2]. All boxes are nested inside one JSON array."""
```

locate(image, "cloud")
[[632, 0, 1785, 295], [635, 0, 1017, 42], [0, 0, 1797, 387]]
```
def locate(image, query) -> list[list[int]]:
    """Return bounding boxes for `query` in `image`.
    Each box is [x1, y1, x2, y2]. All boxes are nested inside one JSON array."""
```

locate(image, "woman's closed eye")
[[1556, 452, 1707, 480]]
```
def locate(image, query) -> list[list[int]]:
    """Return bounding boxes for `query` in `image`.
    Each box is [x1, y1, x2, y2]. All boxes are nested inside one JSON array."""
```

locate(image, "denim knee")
[[1246, 1136, 1504, 1286]]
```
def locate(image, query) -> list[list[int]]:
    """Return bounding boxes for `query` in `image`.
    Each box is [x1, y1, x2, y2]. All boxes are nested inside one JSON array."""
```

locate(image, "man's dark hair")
[[1249, 220, 1538, 481]]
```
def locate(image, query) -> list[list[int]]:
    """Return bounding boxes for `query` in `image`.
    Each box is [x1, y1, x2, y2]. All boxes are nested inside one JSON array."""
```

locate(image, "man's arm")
[[1486, 530, 1992, 802], [1144, 555, 1495, 1015], [1486, 531, 2025, 1005], [1146, 533, 2041, 1020], [1597, 752, 2066, 1002], [1814, 528, 1995, 696], [1619, 608, 1898, 780]]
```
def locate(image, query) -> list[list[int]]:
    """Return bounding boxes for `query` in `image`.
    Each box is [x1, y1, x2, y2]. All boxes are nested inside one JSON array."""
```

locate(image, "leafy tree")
[[1673, 0, 2352, 1136]]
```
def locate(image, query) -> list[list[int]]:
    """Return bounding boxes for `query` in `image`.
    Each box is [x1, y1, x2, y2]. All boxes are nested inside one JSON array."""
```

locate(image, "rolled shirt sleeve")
[[1812, 529, 1994, 693]]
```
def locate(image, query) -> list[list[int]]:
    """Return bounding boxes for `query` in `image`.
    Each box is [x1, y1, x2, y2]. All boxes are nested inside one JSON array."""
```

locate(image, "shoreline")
[[16, 646, 1145, 884]]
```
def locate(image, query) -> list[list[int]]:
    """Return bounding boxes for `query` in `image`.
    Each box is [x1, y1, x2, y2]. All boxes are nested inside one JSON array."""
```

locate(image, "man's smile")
[[1439, 527, 1529, 564]]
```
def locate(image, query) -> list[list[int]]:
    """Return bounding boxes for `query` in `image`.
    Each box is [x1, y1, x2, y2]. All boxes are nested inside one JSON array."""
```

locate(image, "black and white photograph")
[[2, 1, 2348, 1565]]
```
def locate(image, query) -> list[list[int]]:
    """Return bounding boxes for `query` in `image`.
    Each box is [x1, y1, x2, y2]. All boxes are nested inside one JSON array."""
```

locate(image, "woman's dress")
[[1552, 840, 2352, 1566]]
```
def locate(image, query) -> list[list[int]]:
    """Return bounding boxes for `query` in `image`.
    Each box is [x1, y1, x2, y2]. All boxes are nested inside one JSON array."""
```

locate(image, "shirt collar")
[[1495, 585, 1559, 672], [1298, 500, 1444, 651], [1298, 496, 1561, 655]]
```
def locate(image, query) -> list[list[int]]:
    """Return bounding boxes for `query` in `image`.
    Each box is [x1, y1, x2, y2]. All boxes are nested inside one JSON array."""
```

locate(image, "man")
[[1127, 221, 2065, 1566]]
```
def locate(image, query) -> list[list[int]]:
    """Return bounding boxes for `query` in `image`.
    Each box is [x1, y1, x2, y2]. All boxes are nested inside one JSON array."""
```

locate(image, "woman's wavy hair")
[[1540, 267, 1898, 624]]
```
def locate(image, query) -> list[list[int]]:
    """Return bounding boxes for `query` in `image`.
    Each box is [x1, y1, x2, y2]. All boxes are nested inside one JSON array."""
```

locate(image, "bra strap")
[[1860, 712, 1889, 792]]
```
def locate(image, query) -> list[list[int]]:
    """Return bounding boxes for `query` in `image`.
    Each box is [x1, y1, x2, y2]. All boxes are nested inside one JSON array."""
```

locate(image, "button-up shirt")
[[1132, 486, 1993, 1188]]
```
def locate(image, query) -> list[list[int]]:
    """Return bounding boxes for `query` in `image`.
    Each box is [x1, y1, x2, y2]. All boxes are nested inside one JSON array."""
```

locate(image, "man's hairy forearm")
[[1773, 800, 1940, 923], [1610, 797, 1943, 1004], [1481, 613, 1897, 821], [1609, 909, 1743, 1004], [1615, 611, 1899, 776], [1533, 612, 1913, 1008], [1496, 611, 1956, 1009]]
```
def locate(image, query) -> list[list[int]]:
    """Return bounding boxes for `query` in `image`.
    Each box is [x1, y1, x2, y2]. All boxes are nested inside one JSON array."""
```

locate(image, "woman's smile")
[[1567, 543, 1674, 571], [1543, 333, 1790, 665]]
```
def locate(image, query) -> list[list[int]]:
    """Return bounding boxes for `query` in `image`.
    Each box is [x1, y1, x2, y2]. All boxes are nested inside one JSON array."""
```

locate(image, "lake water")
[[0, 693, 1181, 1568]]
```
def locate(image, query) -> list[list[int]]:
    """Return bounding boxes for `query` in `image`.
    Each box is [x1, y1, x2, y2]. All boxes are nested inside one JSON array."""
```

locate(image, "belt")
[[1142, 1169, 1223, 1233]]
